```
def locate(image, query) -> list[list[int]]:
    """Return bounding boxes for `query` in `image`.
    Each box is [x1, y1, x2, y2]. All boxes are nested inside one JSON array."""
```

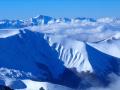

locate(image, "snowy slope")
[[0, 29, 81, 89], [0, 29, 65, 79], [18, 80, 74, 90], [0, 16, 120, 90]]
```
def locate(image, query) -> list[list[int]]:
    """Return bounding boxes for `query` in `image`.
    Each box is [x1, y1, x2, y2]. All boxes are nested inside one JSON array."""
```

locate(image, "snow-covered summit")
[[0, 15, 120, 90], [0, 15, 120, 29]]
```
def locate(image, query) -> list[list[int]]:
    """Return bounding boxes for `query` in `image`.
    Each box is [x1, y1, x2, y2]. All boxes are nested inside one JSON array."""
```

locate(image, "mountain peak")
[[0, 15, 120, 29]]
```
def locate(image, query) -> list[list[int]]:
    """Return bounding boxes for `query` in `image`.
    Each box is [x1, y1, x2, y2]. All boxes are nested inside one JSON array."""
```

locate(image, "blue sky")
[[0, 0, 120, 19]]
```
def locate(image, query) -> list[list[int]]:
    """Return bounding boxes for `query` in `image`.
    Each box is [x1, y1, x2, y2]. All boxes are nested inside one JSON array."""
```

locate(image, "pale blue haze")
[[0, 0, 119, 19]]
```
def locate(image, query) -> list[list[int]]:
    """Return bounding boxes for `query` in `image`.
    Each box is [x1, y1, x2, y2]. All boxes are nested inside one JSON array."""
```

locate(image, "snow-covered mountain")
[[0, 15, 120, 29], [0, 15, 120, 90]]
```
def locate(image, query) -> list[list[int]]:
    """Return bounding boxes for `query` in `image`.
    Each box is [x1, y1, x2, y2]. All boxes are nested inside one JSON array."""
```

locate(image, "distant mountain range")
[[0, 15, 120, 29], [0, 15, 120, 90]]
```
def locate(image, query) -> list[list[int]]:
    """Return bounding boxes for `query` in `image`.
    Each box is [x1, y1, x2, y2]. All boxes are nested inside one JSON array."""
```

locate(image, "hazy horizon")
[[0, 0, 120, 20]]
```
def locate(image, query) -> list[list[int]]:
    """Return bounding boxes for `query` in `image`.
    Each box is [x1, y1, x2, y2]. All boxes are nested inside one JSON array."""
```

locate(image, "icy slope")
[[0, 29, 81, 89], [88, 34, 120, 58], [44, 34, 120, 81], [44, 35, 93, 73], [86, 44, 120, 79], [19, 80, 74, 90], [0, 29, 65, 79], [0, 28, 119, 89], [0, 16, 120, 90]]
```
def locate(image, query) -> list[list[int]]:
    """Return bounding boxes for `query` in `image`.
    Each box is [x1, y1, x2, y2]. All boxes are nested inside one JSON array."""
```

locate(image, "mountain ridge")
[[0, 15, 120, 90], [0, 15, 120, 29], [0, 29, 119, 89]]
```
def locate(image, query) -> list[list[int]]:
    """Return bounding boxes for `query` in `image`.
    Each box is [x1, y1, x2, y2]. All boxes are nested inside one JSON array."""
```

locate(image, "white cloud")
[[87, 74, 120, 90]]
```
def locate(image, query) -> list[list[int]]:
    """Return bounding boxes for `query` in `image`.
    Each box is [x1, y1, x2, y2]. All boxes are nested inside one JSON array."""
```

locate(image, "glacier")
[[0, 15, 120, 90]]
